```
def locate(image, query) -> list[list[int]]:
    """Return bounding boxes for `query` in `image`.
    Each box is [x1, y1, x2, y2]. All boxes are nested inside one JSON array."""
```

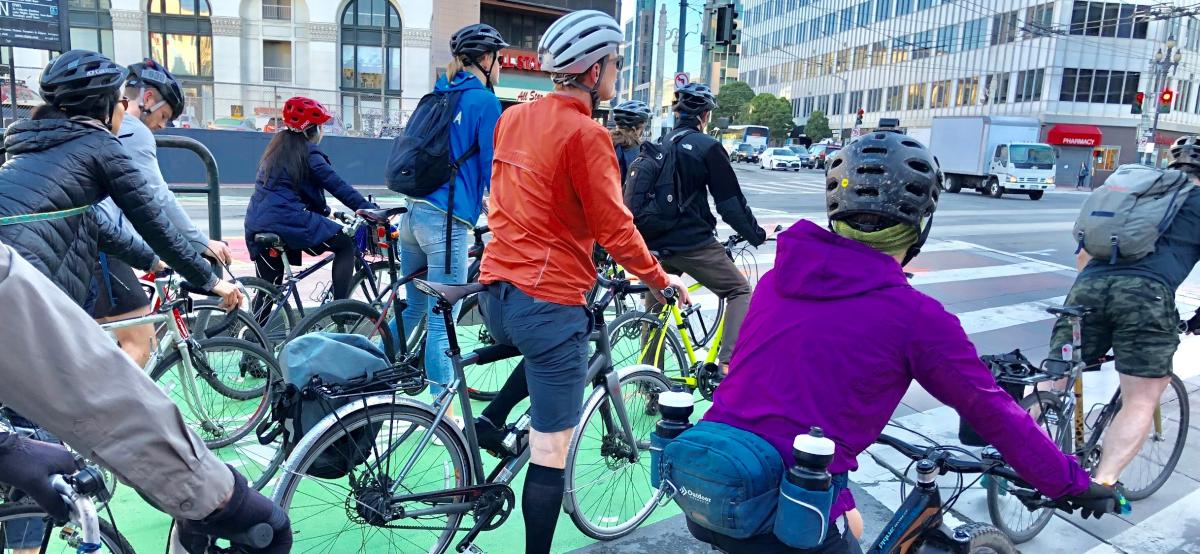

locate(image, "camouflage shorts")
[[1049, 275, 1180, 378]]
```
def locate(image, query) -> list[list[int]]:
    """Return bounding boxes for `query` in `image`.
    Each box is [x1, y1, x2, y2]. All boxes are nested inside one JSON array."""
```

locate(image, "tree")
[[742, 93, 795, 143], [805, 110, 833, 142], [712, 81, 755, 126]]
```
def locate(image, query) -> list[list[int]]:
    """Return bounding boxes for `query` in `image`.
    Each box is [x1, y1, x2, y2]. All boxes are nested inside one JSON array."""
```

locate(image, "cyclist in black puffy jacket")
[[645, 83, 766, 376], [610, 100, 652, 185]]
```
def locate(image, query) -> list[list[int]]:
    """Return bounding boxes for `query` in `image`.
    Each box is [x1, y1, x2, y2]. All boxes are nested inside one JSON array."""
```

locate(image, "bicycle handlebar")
[[875, 433, 1034, 489]]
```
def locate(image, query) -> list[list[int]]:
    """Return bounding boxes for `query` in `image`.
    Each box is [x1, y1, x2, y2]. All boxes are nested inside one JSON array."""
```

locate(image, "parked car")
[[761, 147, 802, 171], [787, 145, 812, 167], [807, 144, 842, 169], [731, 143, 761, 164], [210, 117, 258, 131]]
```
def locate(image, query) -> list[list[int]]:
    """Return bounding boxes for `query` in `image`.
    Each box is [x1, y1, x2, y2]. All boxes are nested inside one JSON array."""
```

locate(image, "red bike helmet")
[[282, 96, 332, 132]]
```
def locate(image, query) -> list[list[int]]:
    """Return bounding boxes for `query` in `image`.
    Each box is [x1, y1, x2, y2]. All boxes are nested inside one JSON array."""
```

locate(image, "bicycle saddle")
[[253, 233, 284, 248], [413, 280, 486, 304], [1046, 305, 1095, 318], [356, 207, 408, 224]]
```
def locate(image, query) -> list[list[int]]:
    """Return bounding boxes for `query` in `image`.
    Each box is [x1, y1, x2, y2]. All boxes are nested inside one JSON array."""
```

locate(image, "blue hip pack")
[[661, 421, 786, 539]]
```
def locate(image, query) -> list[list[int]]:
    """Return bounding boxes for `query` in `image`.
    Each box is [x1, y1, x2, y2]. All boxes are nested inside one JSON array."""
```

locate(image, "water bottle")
[[650, 389, 694, 489], [774, 427, 837, 549]]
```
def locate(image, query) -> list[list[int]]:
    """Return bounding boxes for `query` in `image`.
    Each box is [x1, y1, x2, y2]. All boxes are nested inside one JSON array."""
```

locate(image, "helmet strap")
[[136, 85, 169, 123], [469, 55, 496, 93], [900, 215, 935, 267]]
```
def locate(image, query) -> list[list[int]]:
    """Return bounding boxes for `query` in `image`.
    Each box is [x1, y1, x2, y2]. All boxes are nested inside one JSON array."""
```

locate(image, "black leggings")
[[254, 233, 357, 300]]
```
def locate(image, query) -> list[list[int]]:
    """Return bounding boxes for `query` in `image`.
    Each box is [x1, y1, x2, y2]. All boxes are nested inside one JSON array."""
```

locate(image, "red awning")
[[1047, 124, 1103, 147]]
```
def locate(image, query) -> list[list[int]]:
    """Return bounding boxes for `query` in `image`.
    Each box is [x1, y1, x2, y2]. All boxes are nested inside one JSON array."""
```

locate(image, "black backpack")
[[624, 128, 698, 240]]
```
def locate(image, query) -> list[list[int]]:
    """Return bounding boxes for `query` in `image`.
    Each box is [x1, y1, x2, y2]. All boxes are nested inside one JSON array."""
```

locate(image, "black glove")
[[176, 468, 292, 554], [1054, 481, 1121, 520], [0, 432, 80, 522], [1185, 311, 1200, 334], [750, 225, 768, 247]]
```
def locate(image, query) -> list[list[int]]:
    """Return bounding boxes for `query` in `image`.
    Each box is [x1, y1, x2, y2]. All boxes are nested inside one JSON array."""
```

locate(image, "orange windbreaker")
[[479, 93, 670, 305]]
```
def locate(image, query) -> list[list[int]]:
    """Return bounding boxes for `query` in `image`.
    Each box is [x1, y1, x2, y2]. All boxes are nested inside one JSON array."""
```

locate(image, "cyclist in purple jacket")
[[696, 131, 1119, 553]]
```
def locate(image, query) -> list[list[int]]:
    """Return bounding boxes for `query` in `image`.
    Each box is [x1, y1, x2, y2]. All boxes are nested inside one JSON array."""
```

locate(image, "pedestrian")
[[392, 23, 506, 424], [244, 96, 376, 302], [1078, 160, 1090, 190]]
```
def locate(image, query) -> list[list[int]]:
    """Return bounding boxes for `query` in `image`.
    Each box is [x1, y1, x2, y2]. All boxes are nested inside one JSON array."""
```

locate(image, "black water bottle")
[[788, 427, 836, 491], [650, 388, 694, 489]]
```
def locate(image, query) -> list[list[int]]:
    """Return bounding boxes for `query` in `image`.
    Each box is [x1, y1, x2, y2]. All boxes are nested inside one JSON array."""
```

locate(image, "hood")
[[3, 118, 105, 155], [435, 71, 488, 93], [774, 220, 910, 300]]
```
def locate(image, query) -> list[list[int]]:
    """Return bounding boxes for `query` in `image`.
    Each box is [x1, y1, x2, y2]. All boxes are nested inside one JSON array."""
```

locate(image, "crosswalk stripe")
[[954, 296, 1068, 335], [910, 261, 1069, 285]]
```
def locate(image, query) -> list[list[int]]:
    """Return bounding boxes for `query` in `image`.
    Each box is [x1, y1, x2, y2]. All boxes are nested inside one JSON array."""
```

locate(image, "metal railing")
[[157, 135, 223, 241], [262, 3, 292, 21], [263, 66, 293, 83]]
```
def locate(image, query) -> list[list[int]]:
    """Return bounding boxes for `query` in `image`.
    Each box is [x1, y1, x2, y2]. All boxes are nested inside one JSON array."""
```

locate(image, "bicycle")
[[268, 274, 674, 552], [982, 305, 1189, 543], [869, 431, 1058, 554], [0, 466, 133, 554], [608, 230, 775, 400]]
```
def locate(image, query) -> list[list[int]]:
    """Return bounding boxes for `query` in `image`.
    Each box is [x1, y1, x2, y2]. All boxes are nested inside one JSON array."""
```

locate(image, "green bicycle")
[[608, 231, 770, 400]]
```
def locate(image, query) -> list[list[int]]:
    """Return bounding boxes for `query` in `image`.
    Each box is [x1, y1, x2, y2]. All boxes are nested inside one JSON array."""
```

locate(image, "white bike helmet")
[[539, 10, 622, 108]]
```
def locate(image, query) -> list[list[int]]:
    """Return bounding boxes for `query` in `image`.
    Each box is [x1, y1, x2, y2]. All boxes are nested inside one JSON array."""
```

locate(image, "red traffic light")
[[1135, 91, 1146, 104], [857, 108, 865, 117], [1160, 89, 1174, 104]]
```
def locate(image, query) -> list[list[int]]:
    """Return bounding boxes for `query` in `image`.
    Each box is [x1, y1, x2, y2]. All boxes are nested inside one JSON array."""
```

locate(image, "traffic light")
[[715, 4, 739, 45], [855, 108, 864, 126], [1132, 91, 1145, 115], [1160, 88, 1174, 114]]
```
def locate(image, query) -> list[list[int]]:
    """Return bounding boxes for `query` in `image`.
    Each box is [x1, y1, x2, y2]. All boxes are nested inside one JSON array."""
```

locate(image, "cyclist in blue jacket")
[[610, 100, 651, 185]]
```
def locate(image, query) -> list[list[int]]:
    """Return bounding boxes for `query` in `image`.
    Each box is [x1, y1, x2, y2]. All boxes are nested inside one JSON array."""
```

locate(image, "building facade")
[[738, 0, 1200, 186]]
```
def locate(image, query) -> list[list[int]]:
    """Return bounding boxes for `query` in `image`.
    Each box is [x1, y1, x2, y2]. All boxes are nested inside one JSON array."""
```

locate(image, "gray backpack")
[[1073, 165, 1194, 264]]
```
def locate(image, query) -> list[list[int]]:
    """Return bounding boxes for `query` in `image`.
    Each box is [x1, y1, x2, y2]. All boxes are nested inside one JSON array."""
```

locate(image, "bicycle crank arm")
[[454, 485, 515, 552]]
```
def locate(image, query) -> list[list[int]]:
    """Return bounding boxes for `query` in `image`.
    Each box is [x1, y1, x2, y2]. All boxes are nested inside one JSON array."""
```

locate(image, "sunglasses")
[[608, 54, 624, 70]]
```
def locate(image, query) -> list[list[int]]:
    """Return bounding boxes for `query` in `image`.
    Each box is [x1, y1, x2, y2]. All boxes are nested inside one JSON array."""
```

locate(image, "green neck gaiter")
[[832, 220, 919, 258]]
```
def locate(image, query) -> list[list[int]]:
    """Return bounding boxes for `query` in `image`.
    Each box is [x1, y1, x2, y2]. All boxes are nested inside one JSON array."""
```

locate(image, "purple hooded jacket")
[[703, 220, 1090, 521]]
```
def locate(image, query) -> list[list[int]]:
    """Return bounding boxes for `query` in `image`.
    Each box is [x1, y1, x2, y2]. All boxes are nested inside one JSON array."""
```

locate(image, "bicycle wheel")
[[1104, 373, 1189, 500], [187, 300, 270, 350], [986, 392, 1070, 544], [0, 502, 134, 554], [951, 523, 1018, 554], [285, 299, 397, 360], [609, 310, 688, 385], [150, 337, 276, 451], [564, 366, 674, 540], [272, 401, 472, 553], [349, 260, 397, 304], [455, 295, 521, 401], [236, 276, 296, 350]]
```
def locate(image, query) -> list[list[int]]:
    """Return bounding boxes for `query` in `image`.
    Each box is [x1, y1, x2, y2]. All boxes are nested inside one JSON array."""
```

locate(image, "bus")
[[718, 125, 769, 154]]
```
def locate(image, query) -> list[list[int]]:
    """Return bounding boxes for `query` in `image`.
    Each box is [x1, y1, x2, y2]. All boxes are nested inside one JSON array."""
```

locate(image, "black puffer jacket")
[[0, 118, 216, 305]]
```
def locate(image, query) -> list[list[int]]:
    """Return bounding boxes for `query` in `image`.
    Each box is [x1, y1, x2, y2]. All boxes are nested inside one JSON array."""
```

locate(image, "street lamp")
[[1145, 35, 1183, 166]]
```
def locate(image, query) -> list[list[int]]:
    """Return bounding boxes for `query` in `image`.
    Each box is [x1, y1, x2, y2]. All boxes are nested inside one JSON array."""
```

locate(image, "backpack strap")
[[442, 90, 482, 269], [669, 129, 701, 213]]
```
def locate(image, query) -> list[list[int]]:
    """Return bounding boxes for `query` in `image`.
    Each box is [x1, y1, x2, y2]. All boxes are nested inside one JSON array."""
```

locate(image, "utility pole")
[[653, 3, 669, 140], [677, 0, 687, 73], [1144, 35, 1182, 166]]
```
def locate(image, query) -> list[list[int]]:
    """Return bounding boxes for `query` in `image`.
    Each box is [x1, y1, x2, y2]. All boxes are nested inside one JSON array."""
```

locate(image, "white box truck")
[[929, 116, 1057, 201]]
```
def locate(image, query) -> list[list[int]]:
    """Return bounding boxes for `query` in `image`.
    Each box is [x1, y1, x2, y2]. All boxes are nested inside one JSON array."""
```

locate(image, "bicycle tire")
[[285, 299, 398, 361], [986, 392, 1070, 543], [455, 295, 521, 401], [952, 522, 1019, 554], [188, 300, 270, 350], [272, 402, 471, 554], [236, 275, 296, 349], [609, 310, 689, 385], [0, 502, 134, 554], [564, 366, 675, 540], [149, 337, 276, 450], [1106, 373, 1189, 500], [349, 260, 396, 304]]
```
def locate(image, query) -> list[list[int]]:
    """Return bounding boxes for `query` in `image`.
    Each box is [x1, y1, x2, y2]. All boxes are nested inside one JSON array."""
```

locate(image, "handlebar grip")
[[226, 523, 274, 550]]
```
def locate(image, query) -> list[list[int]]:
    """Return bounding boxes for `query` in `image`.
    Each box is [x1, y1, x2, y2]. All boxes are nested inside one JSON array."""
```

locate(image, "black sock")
[[481, 361, 529, 425], [522, 463, 564, 554]]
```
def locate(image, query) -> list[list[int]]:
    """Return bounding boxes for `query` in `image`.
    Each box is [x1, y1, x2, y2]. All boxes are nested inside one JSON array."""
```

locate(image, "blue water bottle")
[[650, 389, 694, 490], [774, 427, 837, 548]]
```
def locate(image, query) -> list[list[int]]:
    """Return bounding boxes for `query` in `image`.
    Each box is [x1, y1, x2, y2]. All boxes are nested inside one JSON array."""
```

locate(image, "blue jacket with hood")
[[417, 71, 502, 226]]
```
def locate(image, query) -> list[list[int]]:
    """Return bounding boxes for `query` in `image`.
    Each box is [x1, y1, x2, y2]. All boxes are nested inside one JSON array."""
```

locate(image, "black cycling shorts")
[[90, 256, 151, 319]]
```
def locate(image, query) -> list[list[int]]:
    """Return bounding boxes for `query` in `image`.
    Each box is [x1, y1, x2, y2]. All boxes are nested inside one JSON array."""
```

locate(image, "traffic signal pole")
[[678, 0, 687, 74]]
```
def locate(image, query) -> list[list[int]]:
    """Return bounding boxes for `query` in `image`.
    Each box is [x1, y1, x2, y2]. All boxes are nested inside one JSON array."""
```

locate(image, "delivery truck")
[[929, 116, 1057, 200]]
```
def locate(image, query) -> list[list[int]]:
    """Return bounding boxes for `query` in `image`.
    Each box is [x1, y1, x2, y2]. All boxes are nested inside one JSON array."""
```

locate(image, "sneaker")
[[474, 417, 515, 459]]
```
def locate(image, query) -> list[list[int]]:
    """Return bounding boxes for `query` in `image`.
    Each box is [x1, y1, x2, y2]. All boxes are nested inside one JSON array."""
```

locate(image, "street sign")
[[0, 0, 71, 52], [674, 72, 690, 89], [1142, 142, 1155, 154], [850, 127, 862, 138], [1138, 135, 1149, 149]]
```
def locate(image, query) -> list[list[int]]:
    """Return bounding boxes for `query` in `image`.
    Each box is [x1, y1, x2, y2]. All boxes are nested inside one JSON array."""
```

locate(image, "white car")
[[760, 147, 802, 171]]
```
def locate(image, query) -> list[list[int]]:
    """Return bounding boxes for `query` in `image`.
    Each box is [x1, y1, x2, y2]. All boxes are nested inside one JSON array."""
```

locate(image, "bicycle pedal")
[[463, 544, 485, 554]]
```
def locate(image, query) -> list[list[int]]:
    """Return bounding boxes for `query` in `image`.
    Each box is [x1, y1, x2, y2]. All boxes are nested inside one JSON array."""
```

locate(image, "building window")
[[866, 88, 883, 111], [848, 90, 864, 113], [886, 85, 903, 110], [906, 83, 926, 109], [1024, 3, 1053, 38], [809, 18, 821, 40], [935, 24, 957, 55], [857, 2, 872, 26], [68, 0, 113, 56], [803, 96, 815, 115], [840, 8, 854, 32], [991, 11, 1019, 45], [263, 0, 292, 21], [1057, 68, 1131, 104], [817, 95, 829, 114], [984, 72, 1010, 104], [955, 77, 978, 106], [831, 92, 844, 115], [825, 13, 837, 35], [871, 41, 887, 66], [147, 0, 212, 78], [961, 18, 987, 50], [853, 45, 869, 68], [1176, 81, 1192, 113], [917, 0, 934, 9], [1070, 1, 1147, 38], [875, 0, 891, 22], [912, 30, 933, 59], [1014, 68, 1046, 102], [930, 79, 951, 108], [340, 0, 403, 92], [263, 40, 292, 83], [836, 48, 850, 71], [895, 0, 912, 16], [1094, 145, 1120, 171]]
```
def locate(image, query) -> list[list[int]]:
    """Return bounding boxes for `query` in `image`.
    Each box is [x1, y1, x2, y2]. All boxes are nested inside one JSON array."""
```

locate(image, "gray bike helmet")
[[39, 50, 128, 116], [127, 58, 186, 120], [1169, 135, 1200, 175], [825, 131, 941, 265], [451, 24, 508, 92], [674, 83, 718, 115], [612, 100, 652, 128], [539, 10, 622, 109]]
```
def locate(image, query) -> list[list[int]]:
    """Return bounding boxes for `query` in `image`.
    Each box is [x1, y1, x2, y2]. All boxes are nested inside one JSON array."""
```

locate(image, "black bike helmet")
[[1169, 135, 1200, 174], [451, 24, 509, 59], [612, 100, 652, 128], [673, 83, 718, 115], [825, 131, 941, 265], [127, 58, 186, 120], [39, 50, 128, 114]]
